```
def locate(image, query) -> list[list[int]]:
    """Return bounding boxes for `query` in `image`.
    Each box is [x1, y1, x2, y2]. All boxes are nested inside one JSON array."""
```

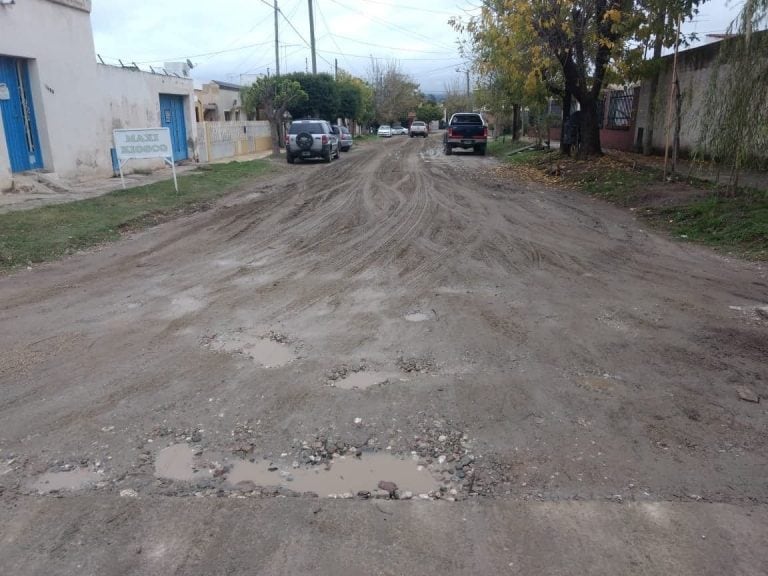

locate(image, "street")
[[1, 135, 767, 575]]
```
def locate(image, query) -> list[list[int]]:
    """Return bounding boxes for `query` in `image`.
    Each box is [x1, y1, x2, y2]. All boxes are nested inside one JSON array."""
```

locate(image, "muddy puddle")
[[210, 331, 295, 367], [31, 468, 102, 494], [333, 371, 398, 390], [155, 444, 210, 482], [227, 453, 438, 497]]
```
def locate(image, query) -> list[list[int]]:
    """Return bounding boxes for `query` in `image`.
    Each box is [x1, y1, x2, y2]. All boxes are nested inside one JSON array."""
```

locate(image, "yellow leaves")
[[603, 9, 622, 24]]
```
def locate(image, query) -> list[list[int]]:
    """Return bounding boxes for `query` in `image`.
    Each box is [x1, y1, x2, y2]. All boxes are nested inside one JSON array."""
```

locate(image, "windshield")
[[289, 122, 326, 134]]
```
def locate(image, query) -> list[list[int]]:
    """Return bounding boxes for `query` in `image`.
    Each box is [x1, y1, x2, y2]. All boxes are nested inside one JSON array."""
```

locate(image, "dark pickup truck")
[[443, 112, 488, 155]]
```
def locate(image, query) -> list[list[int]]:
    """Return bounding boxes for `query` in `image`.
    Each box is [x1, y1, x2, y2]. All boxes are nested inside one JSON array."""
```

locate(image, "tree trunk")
[[512, 104, 521, 141], [560, 90, 572, 156], [579, 98, 602, 158]]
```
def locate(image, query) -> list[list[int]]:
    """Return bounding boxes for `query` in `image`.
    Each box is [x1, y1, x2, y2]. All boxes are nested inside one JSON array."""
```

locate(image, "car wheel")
[[444, 144, 452, 155], [334, 146, 340, 159], [287, 153, 294, 164], [324, 148, 332, 163]]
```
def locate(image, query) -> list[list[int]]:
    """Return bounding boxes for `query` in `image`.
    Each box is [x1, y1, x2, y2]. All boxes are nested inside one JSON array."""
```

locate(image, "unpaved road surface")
[[2, 136, 767, 575]]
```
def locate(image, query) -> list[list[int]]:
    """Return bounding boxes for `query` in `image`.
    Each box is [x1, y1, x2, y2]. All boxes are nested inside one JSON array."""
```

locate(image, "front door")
[[159, 94, 188, 161], [0, 57, 43, 172]]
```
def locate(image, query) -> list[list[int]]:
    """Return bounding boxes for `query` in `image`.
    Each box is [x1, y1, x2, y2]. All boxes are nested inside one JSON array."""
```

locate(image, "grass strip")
[[0, 160, 271, 272]]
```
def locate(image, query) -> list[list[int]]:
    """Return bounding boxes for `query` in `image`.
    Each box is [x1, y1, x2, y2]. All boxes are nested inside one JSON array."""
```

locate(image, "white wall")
[[96, 65, 196, 172], [0, 0, 195, 187]]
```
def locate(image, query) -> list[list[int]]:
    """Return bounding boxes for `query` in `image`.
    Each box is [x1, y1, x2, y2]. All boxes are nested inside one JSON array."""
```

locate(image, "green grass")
[[488, 138, 545, 163], [649, 192, 768, 259], [580, 167, 657, 205], [0, 160, 272, 272]]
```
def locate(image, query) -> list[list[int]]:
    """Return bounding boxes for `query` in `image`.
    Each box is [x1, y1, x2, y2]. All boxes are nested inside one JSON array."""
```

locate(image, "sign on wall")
[[113, 128, 178, 191]]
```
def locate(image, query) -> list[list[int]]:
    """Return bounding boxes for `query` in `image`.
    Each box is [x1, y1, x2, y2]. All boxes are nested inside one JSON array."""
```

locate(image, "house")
[[195, 81, 249, 122], [0, 0, 196, 191]]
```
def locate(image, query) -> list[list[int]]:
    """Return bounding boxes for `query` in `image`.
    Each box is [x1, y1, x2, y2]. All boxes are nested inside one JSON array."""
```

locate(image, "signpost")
[[113, 127, 178, 192]]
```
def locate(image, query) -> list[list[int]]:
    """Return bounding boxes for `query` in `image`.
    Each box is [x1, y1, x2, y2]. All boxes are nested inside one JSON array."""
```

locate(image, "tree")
[[442, 79, 471, 119], [415, 101, 443, 124], [698, 0, 768, 190], [368, 59, 420, 123], [242, 77, 307, 155], [284, 73, 339, 120]]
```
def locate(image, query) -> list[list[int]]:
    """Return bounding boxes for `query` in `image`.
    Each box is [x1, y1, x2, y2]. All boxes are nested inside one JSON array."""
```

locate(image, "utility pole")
[[308, 0, 317, 74], [334, 58, 338, 81], [273, 0, 280, 77]]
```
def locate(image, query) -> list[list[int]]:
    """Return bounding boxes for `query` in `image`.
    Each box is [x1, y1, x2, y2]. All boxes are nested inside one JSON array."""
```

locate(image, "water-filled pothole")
[[209, 331, 296, 367], [333, 371, 398, 390], [31, 469, 102, 494], [227, 453, 438, 497], [155, 444, 210, 481]]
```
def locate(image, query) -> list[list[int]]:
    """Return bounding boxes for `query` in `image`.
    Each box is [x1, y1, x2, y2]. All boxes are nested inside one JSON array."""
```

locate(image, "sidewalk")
[[0, 150, 275, 215]]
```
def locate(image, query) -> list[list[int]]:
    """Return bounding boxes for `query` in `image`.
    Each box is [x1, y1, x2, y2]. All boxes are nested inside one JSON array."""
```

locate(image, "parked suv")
[[286, 119, 340, 163], [331, 124, 353, 152]]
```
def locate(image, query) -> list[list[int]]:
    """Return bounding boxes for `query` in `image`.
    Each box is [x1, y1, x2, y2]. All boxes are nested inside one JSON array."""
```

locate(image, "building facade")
[[0, 0, 196, 191]]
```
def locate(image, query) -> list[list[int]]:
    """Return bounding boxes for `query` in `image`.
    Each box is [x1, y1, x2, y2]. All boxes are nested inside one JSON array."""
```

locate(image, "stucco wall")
[[0, 0, 195, 185], [0, 0, 100, 179], [635, 42, 723, 155], [96, 65, 196, 173]]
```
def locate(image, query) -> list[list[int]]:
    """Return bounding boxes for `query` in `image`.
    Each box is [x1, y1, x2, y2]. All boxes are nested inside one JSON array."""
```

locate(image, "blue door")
[[0, 57, 43, 172], [159, 94, 187, 161]]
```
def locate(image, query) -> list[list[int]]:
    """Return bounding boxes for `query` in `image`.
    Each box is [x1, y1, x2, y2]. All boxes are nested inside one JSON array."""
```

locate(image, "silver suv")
[[286, 119, 340, 164]]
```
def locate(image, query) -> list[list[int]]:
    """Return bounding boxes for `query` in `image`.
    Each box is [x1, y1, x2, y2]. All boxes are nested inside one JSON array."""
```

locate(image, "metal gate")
[[0, 57, 43, 172], [159, 94, 188, 161]]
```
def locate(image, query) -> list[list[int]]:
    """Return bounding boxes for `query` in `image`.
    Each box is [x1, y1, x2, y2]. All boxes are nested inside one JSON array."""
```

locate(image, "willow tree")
[[698, 0, 768, 189]]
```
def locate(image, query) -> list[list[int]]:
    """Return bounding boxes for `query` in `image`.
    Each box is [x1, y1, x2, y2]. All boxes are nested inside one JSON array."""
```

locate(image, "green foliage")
[[284, 72, 339, 120], [0, 161, 272, 272], [415, 101, 443, 123]]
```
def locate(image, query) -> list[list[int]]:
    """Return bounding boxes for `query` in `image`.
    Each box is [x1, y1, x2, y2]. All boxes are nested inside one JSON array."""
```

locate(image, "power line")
[[328, 0, 458, 52], [357, 0, 460, 15]]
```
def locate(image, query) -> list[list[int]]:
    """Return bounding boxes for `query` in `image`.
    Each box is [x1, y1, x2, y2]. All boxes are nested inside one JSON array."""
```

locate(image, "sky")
[[89, 0, 740, 95]]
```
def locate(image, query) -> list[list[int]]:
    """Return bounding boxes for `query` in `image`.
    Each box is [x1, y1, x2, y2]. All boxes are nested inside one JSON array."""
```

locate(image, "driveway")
[[1, 136, 766, 575]]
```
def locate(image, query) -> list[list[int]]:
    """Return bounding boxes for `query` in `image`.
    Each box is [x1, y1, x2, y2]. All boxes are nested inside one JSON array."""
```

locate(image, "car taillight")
[[285, 134, 289, 145], [322, 135, 328, 144], [447, 128, 454, 137], [482, 127, 488, 138]]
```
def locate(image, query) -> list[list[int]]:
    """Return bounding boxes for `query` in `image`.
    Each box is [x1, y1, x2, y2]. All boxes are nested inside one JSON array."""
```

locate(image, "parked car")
[[409, 121, 428, 138], [285, 119, 340, 164], [443, 112, 488, 155], [377, 125, 392, 138], [331, 124, 353, 152], [391, 126, 408, 135]]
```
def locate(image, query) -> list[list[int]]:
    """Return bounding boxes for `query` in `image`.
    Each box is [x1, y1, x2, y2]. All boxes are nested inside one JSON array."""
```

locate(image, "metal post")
[[308, 0, 317, 74]]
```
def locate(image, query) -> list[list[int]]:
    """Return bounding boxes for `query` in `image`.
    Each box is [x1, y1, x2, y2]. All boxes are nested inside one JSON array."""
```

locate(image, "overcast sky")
[[90, 0, 738, 95]]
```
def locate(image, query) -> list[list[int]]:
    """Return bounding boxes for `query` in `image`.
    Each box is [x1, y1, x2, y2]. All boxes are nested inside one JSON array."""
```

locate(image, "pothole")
[[155, 444, 210, 482], [227, 453, 439, 498], [205, 329, 296, 367], [31, 468, 102, 494], [333, 371, 398, 390], [404, 311, 431, 322]]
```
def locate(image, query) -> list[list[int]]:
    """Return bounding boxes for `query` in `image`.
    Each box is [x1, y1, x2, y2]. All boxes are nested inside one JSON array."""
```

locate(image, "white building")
[[0, 0, 196, 191]]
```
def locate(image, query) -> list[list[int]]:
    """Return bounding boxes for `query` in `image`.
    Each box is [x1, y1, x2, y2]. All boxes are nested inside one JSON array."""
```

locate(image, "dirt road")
[[1, 136, 767, 575]]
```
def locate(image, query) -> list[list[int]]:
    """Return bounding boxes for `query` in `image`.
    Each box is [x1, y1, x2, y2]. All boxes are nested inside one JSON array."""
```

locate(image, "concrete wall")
[[97, 65, 196, 172], [0, 0, 195, 188], [635, 41, 723, 155]]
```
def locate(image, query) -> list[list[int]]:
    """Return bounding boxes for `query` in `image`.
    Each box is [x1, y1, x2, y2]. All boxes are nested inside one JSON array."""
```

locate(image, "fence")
[[196, 121, 272, 163]]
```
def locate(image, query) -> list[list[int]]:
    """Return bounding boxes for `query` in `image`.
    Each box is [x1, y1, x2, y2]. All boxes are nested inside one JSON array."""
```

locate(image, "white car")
[[391, 126, 408, 135], [377, 125, 392, 138]]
